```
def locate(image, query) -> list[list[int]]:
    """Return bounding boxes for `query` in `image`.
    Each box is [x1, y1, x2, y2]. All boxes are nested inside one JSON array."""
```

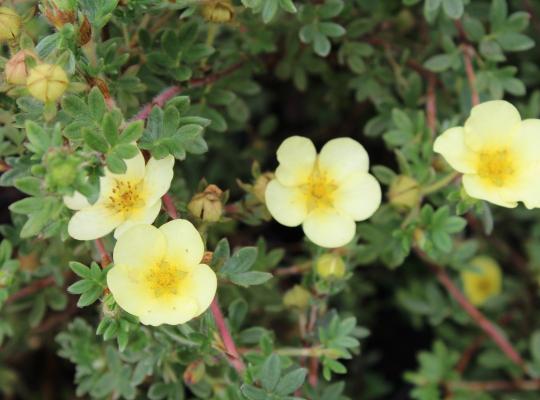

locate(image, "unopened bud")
[[188, 184, 224, 222], [46, 153, 81, 190], [43, 1, 76, 28], [253, 172, 273, 203], [5, 50, 38, 85], [201, 0, 234, 23], [316, 253, 346, 279], [283, 285, 311, 310], [0, 7, 21, 42], [27, 64, 69, 102], [388, 175, 421, 210], [183, 361, 205, 385]]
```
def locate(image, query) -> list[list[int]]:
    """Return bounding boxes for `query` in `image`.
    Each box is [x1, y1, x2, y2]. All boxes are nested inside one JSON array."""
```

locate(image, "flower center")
[[108, 179, 144, 214], [145, 261, 186, 298], [303, 170, 338, 211], [475, 278, 494, 297], [476, 148, 516, 187]]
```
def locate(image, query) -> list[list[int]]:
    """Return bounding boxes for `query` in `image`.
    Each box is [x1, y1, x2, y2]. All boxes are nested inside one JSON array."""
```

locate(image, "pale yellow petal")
[[318, 137, 369, 182], [107, 265, 148, 317], [433, 127, 476, 173], [113, 200, 162, 239], [143, 155, 175, 204], [182, 264, 217, 317], [159, 219, 204, 267], [462, 174, 517, 208], [275, 136, 316, 186], [139, 296, 199, 326], [67, 205, 123, 240], [113, 224, 166, 270], [63, 191, 91, 210], [464, 100, 521, 150], [333, 173, 381, 221], [265, 179, 307, 227], [302, 208, 356, 248]]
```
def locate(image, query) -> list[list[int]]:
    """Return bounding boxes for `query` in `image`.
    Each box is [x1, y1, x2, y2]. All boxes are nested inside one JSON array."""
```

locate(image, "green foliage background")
[[1, 0, 540, 399]]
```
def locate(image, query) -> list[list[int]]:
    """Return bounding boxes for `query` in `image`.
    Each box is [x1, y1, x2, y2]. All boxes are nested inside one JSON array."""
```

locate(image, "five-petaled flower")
[[461, 256, 502, 306], [106, 221, 217, 326], [434, 100, 540, 208], [265, 136, 381, 248], [66, 151, 174, 240]]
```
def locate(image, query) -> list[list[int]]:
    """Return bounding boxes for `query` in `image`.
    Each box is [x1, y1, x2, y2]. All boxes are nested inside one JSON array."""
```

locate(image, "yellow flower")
[[66, 151, 174, 240], [433, 100, 540, 208], [265, 136, 381, 248], [0, 7, 21, 42], [283, 285, 311, 310], [26, 64, 69, 102], [106, 221, 217, 326], [461, 256, 502, 306]]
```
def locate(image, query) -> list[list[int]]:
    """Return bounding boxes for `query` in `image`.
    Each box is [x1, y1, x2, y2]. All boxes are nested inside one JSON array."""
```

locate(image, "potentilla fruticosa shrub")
[[3, 0, 540, 399]]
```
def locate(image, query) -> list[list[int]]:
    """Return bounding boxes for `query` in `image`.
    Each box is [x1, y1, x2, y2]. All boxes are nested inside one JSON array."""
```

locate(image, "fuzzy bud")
[[0, 7, 21, 42], [253, 172, 273, 203], [388, 175, 421, 210], [5, 50, 38, 85], [46, 153, 81, 190], [26, 64, 69, 102], [283, 285, 311, 310], [188, 184, 224, 222], [201, 0, 234, 23], [316, 253, 346, 279]]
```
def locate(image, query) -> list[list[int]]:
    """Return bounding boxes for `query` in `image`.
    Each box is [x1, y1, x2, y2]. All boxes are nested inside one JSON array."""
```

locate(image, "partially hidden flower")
[[201, 0, 234, 23], [26, 64, 69, 102], [187, 184, 224, 222], [316, 253, 346, 279], [0, 7, 21, 42], [433, 100, 540, 208], [5, 50, 38, 85], [66, 151, 174, 240], [265, 136, 381, 248], [106, 221, 217, 326], [461, 255, 502, 306], [283, 285, 311, 310]]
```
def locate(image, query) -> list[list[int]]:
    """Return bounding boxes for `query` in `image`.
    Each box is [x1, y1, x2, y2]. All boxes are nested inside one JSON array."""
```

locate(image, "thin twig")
[[449, 379, 540, 391], [162, 193, 178, 219], [95, 238, 112, 267], [131, 62, 245, 122], [211, 296, 246, 375], [5, 276, 56, 304], [414, 247, 525, 369], [426, 73, 437, 137]]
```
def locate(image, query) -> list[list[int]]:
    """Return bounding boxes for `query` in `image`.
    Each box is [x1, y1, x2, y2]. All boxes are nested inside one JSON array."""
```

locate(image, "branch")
[[414, 247, 525, 369], [162, 193, 178, 219], [5, 276, 56, 304], [95, 238, 112, 267], [131, 62, 245, 121], [454, 20, 479, 106], [426, 73, 437, 137], [449, 380, 540, 391]]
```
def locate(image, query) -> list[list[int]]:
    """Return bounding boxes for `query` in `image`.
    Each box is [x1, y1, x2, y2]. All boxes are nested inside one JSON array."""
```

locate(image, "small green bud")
[[46, 153, 81, 190], [316, 253, 346, 279], [388, 175, 421, 210], [201, 0, 234, 23], [283, 285, 311, 310]]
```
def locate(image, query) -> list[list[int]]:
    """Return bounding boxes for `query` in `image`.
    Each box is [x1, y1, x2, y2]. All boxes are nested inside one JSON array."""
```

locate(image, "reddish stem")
[[426, 73, 437, 137], [162, 193, 178, 219], [95, 238, 112, 267], [5, 276, 56, 304], [450, 380, 540, 391], [131, 62, 244, 122], [211, 296, 246, 375], [414, 248, 525, 368], [462, 45, 479, 106]]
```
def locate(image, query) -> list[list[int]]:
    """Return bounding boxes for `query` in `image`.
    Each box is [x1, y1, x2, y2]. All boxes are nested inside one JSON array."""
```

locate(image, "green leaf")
[[313, 32, 331, 57], [14, 177, 41, 196], [240, 384, 268, 400], [318, 22, 346, 38], [278, 0, 296, 13], [318, 0, 344, 19], [261, 354, 281, 391], [262, 0, 278, 23], [69, 261, 92, 279], [88, 87, 106, 121], [25, 121, 50, 153], [9, 197, 43, 214], [83, 129, 109, 153], [106, 153, 127, 174], [275, 368, 307, 395], [221, 247, 258, 274], [120, 121, 144, 143], [442, 0, 463, 19], [230, 271, 273, 287], [531, 331, 540, 361], [102, 114, 119, 145], [424, 54, 454, 72], [114, 144, 139, 159], [490, 0, 508, 31], [496, 32, 535, 52]]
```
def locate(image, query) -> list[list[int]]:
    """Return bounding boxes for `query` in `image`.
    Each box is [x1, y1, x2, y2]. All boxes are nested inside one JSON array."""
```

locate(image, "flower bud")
[[46, 153, 81, 190], [5, 50, 38, 85], [388, 175, 421, 210], [0, 7, 21, 42], [283, 285, 311, 310], [253, 172, 273, 203], [26, 64, 69, 102], [188, 184, 224, 222], [183, 360, 205, 385], [316, 253, 346, 279], [201, 0, 234, 23]]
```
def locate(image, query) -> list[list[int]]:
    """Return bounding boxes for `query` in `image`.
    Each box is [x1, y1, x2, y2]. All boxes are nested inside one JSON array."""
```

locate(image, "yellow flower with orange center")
[[434, 100, 540, 208], [106, 221, 217, 325], [65, 150, 174, 240], [265, 136, 381, 248]]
